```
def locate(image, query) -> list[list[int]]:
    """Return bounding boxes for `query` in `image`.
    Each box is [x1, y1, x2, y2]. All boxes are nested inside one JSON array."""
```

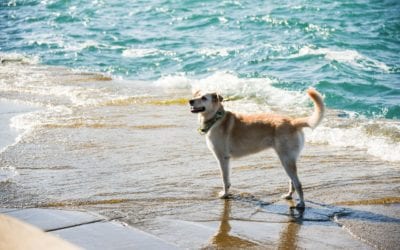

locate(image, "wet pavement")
[[0, 208, 178, 250]]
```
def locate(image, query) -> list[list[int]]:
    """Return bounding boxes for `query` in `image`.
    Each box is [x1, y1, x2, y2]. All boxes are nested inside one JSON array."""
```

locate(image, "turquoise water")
[[1, 2, 400, 247], [1, 0, 400, 118]]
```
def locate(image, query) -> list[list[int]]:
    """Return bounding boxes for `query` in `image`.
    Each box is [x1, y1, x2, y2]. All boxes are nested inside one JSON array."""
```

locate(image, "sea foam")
[[0, 53, 40, 65], [0, 166, 18, 183], [122, 48, 175, 58], [307, 122, 400, 162], [155, 72, 400, 162], [297, 46, 390, 72], [155, 71, 310, 114], [198, 48, 230, 57]]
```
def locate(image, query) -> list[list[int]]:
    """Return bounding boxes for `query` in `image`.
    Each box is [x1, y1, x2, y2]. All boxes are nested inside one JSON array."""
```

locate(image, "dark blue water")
[[1, 0, 399, 118]]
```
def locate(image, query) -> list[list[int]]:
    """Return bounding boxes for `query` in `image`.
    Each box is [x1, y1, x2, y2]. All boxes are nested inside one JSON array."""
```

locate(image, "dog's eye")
[[201, 96, 207, 101]]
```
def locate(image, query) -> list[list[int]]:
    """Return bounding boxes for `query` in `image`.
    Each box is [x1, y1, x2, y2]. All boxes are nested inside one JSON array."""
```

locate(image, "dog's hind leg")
[[286, 162, 304, 208], [277, 153, 305, 208]]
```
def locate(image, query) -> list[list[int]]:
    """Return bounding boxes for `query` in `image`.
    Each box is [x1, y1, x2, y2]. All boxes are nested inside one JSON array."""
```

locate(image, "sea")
[[1, 0, 399, 248]]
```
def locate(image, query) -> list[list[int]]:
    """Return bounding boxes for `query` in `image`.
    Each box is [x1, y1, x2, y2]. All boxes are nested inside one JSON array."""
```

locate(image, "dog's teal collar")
[[198, 109, 226, 135]]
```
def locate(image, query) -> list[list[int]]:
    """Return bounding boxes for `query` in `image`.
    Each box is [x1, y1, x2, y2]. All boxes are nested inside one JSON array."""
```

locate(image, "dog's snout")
[[189, 99, 194, 105]]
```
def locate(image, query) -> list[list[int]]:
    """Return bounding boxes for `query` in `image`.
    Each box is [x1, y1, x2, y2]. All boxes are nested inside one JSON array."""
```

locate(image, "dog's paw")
[[295, 201, 305, 209], [218, 191, 231, 199], [281, 194, 293, 200]]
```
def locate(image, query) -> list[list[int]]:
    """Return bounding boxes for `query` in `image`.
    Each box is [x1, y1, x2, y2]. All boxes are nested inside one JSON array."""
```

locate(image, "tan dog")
[[189, 88, 324, 208]]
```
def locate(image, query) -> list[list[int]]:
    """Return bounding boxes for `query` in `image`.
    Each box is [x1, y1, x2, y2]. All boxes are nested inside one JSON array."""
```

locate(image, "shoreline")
[[0, 98, 38, 152], [0, 99, 39, 182]]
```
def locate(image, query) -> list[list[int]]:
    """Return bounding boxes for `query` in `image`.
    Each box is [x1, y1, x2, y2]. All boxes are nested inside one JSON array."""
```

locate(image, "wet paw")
[[296, 201, 305, 209], [218, 191, 231, 199], [281, 194, 293, 200]]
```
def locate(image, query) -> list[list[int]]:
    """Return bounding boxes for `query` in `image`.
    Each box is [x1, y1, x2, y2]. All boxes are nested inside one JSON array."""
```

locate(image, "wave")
[[198, 48, 231, 57], [122, 48, 175, 58], [9, 105, 73, 141], [2, 55, 399, 162], [155, 72, 400, 162], [0, 55, 132, 107], [307, 120, 400, 162], [0, 53, 40, 65], [155, 72, 309, 114], [296, 46, 390, 72], [0, 166, 18, 183], [248, 15, 333, 38], [1, 56, 147, 150]]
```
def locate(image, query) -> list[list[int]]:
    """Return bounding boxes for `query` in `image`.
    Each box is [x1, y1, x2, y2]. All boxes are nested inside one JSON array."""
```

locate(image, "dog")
[[189, 88, 324, 208]]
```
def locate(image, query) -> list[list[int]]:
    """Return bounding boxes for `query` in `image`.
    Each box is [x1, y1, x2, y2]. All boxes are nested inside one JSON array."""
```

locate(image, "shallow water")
[[1, 0, 400, 248], [0, 61, 399, 248]]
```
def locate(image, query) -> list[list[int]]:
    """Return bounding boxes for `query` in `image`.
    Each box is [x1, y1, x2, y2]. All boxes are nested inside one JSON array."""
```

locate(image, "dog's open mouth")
[[190, 106, 205, 113]]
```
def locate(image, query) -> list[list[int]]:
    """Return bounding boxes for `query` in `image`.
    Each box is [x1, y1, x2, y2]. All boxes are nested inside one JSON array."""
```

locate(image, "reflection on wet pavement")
[[206, 200, 259, 249]]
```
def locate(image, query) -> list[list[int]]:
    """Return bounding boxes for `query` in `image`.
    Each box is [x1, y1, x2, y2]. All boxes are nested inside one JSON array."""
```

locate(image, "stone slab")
[[0, 208, 18, 213], [0, 214, 79, 250], [145, 218, 218, 249], [5, 208, 103, 231], [53, 220, 179, 250]]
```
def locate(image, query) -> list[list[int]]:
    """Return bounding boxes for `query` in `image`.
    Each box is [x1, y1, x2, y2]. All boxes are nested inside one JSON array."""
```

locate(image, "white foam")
[[304, 23, 332, 37], [65, 40, 100, 51], [155, 72, 400, 162], [253, 15, 331, 38], [10, 105, 72, 140], [122, 48, 175, 58], [155, 71, 310, 114], [257, 15, 289, 26], [0, 98, 40, 153], [154, 74, 192, 89], [0, 166, 18, 183], [0, 80, 104, 107], [297, 46, 390, 72], [306, 121, 400, 162], [1, 56, 150, 109], [218, 16, 228, 24], [0, 53, 40, 65], [198, 48, 230, 57]]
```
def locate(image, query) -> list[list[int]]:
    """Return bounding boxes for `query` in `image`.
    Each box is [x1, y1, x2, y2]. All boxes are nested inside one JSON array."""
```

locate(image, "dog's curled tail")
[[292, 88, 325, 129]]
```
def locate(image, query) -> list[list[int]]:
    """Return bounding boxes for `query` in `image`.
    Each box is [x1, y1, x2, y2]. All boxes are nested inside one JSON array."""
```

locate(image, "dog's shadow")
[[207, 194, 400, 249], [228, 194, 400, 223]]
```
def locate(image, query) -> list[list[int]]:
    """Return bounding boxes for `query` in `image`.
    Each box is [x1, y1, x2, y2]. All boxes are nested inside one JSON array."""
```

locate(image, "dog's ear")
[[212, 93, 224, 103], [192, 89, 201, 97]]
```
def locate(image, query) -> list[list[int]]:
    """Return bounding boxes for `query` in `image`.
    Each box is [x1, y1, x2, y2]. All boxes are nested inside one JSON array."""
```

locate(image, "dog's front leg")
[[206, 135, 231, 199], [217, 155, 231, 199]]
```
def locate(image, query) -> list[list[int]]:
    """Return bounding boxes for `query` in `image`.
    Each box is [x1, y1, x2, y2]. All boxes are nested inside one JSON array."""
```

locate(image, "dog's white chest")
[[205, 129, 231, 159]]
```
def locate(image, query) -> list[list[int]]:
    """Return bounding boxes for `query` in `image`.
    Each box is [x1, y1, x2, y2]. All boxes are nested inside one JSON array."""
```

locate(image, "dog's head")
[[189, 91, 223, 114]]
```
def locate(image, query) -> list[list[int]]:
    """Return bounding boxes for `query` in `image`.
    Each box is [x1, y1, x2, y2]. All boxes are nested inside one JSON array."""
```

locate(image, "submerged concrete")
[[137, 197, 376, 249], [0, 208, 178, 250], [2, 200, 398, 249]]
